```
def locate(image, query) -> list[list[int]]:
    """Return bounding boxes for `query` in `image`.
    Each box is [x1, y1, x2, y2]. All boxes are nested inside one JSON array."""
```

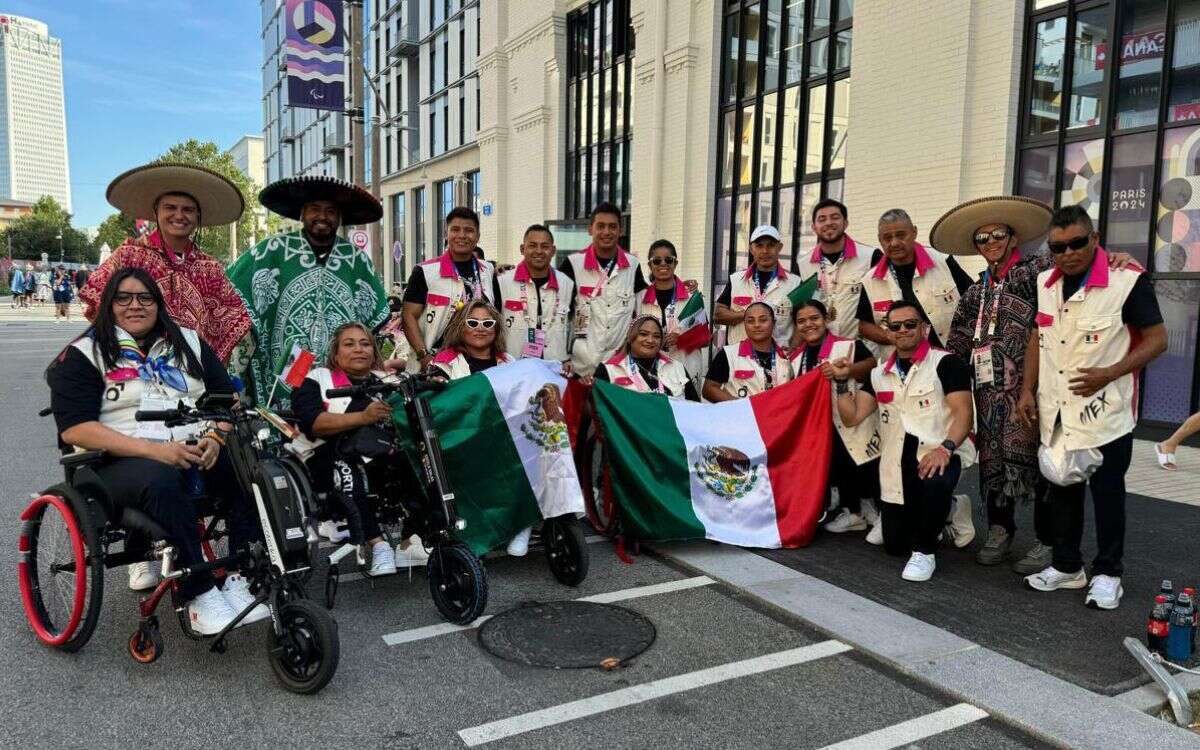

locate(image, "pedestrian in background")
[[1155, 411, 1200, 471], [52, 265, 73, 323], [9, 263, 24, 308], [23, 263, 36, 306], [36, 266, 51, 305]]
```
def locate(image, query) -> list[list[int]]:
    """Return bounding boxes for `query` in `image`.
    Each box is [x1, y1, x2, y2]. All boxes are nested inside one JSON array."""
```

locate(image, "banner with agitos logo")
[[285, 0, 346, 112]]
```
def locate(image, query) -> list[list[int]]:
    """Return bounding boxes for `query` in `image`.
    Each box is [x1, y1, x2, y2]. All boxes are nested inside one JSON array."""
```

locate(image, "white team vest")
[[724, 265, 803, 347], [415, 253, 497, 352], [431, 349, 514, 380], [792, 236, 874, 340], [498, 264, 573, 363], [870, 345, 977, 504], [287, 367, 393, 459], [71, 327, 206, 444], [860, 243, 961, 360], [1035, 252, 1142, 451], [602, 352, 692, 399], [790, 334, 881, 466], [567, 246, 640, 376], [636, 278, 706, 377], [717, 340, 794, 399]]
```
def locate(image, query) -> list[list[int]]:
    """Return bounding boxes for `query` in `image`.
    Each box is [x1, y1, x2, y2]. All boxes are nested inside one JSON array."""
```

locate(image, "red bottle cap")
[[1156, 595, 1168, 603], [1186, 587, 1196, 596]]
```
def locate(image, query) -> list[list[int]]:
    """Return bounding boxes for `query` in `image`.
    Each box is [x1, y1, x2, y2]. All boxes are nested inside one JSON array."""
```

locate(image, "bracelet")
[[202, 430, 225, 447]]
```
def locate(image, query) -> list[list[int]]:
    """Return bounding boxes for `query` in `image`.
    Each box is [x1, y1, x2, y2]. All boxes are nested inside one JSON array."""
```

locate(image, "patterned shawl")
[[78, 230, 251, 363], [227, 230, 388, 406]]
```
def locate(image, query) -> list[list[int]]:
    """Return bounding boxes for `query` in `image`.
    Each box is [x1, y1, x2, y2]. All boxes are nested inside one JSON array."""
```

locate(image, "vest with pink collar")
[[724, 264, 803, 346], [601, 351, 692, 399], [792, 235, 875, 340], [430, 348, 514, 380], [288, 366, 393, 460], [497, 263, 573, 363], [566, 244, 640, 376], [716, 339, 794, 399], [636, 277, 705, 377], [859, 243, 960, 360], [788, 333, 881, 466], [415, 252, 497, 352]]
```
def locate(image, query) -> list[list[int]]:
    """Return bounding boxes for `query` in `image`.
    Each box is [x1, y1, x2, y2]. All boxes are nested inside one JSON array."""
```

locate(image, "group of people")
[[9, 263, 87, 319]]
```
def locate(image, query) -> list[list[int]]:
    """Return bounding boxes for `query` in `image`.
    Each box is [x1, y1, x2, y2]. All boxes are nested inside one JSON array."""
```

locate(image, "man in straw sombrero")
[[933, 196, 1134, 574], [80, 163, 251, 362], [226, 175, 387, 406]]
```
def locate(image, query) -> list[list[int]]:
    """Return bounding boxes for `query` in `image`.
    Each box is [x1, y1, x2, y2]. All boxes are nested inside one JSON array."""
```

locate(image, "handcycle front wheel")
[[266, 598, 340, 694], [17, 488, 104, 652], [427, 543, 488, 625], [543, 515, 589, 587]]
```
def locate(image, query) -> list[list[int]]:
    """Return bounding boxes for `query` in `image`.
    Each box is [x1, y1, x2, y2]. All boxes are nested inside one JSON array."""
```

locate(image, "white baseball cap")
[[749, 225, 782, 243]]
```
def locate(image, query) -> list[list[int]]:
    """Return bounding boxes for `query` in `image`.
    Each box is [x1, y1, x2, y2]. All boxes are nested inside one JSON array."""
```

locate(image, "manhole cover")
[[478, 600, 656, 669]]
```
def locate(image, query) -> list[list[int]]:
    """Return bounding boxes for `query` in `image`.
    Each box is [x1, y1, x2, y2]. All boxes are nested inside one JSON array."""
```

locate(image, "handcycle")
[[17, 393, 339, 694]]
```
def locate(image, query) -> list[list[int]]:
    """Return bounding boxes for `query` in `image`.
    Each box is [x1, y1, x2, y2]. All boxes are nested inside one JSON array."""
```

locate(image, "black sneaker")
[[975, 525, 1012, 566]]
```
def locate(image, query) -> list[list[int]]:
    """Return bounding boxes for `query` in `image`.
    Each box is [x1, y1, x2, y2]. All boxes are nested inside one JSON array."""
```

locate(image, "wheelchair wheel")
[[544, 515, 589, 587], [18, 489, 104, 651], [427, 543, 488, 625], [582, 438, 616, 536], [128, 618, 163, 664], [266, 598, 339, 695]]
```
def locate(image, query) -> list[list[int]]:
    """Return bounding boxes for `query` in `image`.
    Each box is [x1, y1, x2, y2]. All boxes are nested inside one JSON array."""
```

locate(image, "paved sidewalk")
[[0, 301, 83, 323], [1128, 439, 1200, 507]]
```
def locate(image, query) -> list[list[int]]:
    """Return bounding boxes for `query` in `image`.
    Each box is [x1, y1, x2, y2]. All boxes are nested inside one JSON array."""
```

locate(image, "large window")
[[712, 0, 853, 286], [413, 186, 427, 263], [466, 169, 481, 213], [1017, 0, 1200, 424], [435, 178, 454, 252], [566, 0, 634, 221], [391, 192, 407, 282]]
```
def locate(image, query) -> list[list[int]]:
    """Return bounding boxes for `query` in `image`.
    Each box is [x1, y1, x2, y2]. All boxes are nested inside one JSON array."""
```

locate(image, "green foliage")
[[92, 212, 137, 255], [1, 195, 95, 264]]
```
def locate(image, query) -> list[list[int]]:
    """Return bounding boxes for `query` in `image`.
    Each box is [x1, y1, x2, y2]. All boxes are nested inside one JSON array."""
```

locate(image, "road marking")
[[336, 535, 609, 582], [816, 704, 989, 750], [457, 640, 852, 746], [381, 575, 715, 646]]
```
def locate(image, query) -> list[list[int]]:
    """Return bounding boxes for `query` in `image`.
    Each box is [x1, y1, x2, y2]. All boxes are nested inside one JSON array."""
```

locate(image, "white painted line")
[[816, 703, 988, 750], [457, 640, 852, 746], [380, 575, 715, 646]]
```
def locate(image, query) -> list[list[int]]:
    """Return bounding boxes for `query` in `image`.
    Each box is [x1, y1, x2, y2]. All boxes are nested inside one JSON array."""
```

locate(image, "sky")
[[6, 0, 262, 229]]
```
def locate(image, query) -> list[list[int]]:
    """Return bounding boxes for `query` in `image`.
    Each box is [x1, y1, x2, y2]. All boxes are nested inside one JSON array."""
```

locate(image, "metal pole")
[[349, 1, 366, 192]]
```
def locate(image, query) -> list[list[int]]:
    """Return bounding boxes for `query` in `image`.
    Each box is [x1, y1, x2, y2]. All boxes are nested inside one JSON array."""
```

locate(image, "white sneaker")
[[1085, 574, 1123, 610], [396, 535, 429, 568], [901, 552, 936, 582], [220, 574, 270, 625], [128, 561, 158, 591], [946, 494, 975, 548], [866, 517, 884, 546], [318, 520, 349, 543], [369, 540, 396, 576], [507, 526, 534, 556], [861, 498, 879, 527], [824, 509, 868, 533], [187, 587, 239, 635], [1024, 565, 1088, 592]]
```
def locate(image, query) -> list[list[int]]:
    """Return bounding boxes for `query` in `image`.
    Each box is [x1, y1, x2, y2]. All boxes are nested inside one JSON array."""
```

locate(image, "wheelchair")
[[18, 393, 340, 695]]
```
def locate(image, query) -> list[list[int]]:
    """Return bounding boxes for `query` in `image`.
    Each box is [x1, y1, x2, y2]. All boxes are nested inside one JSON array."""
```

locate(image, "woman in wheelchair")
[[291, 322, 428, 575], [45, 268, 266, 635]]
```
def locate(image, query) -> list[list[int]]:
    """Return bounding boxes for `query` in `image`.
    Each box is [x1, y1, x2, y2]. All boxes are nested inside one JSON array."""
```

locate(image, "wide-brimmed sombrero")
[[107, 162, 245, 227], [259, 175, 383, 225], [930, 196, 1052, 257]]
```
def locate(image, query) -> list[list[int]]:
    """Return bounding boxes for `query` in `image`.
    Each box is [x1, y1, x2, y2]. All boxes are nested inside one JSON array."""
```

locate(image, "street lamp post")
[[56, 232, 63, 264]]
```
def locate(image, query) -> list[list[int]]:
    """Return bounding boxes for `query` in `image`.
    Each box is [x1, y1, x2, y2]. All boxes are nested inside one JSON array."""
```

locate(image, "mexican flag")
[[674, 291, 712, 353], [591, 371, 832, 547], [392, 359, 586, 554], [787, 273, 819, 308]]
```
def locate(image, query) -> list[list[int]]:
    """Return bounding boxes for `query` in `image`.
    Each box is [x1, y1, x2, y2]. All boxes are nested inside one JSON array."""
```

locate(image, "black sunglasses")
[[1047, 235, 1091, 254], [973, 228, 1011, 246], [885, 320, 922, 332], [648, 257, 677, 267], [113, 292, 157, 307]]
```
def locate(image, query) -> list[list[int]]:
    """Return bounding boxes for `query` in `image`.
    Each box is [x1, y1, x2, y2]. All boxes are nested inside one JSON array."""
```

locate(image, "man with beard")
[[793, 199, 875, 340], [227, 176, 389, 406]]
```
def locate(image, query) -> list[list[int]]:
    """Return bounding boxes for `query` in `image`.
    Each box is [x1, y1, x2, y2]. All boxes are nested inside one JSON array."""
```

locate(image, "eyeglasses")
[[885, 320, 922, 332], [648, 257, 677, 267], [464, 318, 497, 330], [973, 228, 1011, 246], [113, 292, 157, 307], [1047, 235, 1091, 254]]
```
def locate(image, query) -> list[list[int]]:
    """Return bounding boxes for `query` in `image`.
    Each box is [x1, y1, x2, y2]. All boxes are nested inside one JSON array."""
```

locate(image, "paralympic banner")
[[285, 0, 346, 112], [394, 359, 586, 554], [591, 370, 832, 548]]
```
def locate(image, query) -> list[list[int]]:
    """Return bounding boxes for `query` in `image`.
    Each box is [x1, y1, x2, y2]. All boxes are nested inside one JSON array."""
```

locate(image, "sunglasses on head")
[[1047, 235, 1091, 254], [114, 292, 157, 307], [973, 228, 1011, 246], [464, 318, 497, 330], [648, 257, 677, 267], [885, 319, 922, 332]]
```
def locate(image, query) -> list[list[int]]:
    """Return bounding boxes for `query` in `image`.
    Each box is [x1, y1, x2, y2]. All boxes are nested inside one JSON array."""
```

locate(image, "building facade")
[[0, 15, 70, 213]]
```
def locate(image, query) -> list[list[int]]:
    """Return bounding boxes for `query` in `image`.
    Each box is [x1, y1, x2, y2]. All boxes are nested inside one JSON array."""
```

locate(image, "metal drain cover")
[[478, 600, 656, 669]]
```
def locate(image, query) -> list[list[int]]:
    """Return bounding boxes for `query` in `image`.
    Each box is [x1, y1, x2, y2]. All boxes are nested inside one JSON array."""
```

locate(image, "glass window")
[[741, 4, 761, 99], [603, 0, 614, 69], [1027, 17, 1066, 136], [716, 195, 733, 285], [1060, 138, 1105, 220], [1142, 279, 1200, 423], [805, 84, 826, 176], [763, 0, 783, 92], [734, 192, 753, 265], [722, 109, 737, 189], [1105, 132, 1157, 266], [1034, 0, 1065, 8], [1113, 0, 1167, 130], [826, 176, 843, 202], [613, 140, 626, 209], [614, 61, 626, 138], [829, 78, 849, 171], [413, 186, 426, 263], [835, 30, 851, 71], [759, 96, 777, 188], [1068, 8, 1108, 130], [837, 0, 853, 21], [1169, 0, 1200, 122], [812, 0, 831, 36], [809, 37, 829, 78], [779, 86, 800, 185], [391, 193, 406, 281], [778, 186, 796, 257], [1018, 146, 1058, 207], [1155, 124, 1200, 272], [784, 0, 804, 85], [738, 103, 756, 189], [756, 188, 774, 230], [724, 11, 741, 103], [798, 181, 821, 253]]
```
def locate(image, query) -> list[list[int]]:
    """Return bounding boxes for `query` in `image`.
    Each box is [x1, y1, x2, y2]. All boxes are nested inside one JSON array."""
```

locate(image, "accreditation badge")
[[135, 387, 174, 442], [522, 328, 547, 358], [971, 345, 994, 386]]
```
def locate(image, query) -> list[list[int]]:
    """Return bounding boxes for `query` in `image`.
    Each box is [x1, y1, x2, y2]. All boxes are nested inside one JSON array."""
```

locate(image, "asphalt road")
[[0, 321, 1050, 749]]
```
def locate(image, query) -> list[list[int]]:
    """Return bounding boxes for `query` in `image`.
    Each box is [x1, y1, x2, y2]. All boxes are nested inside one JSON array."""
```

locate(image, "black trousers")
[[881, 444, 962, 557], [829, 432, 879, 515], [96, 452, 258, 600], [1048, 433, 1133, 577], [985, 479, 1052, 544], [307, 446, 383, 544]]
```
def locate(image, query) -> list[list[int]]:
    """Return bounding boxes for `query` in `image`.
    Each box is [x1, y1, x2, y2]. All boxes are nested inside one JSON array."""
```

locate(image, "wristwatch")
[[940, 439, 956, 453]]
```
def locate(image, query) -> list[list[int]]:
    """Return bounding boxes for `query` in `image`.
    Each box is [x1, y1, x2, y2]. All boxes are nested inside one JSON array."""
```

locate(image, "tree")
[[1, 195, 95, 264], [93, 212, 137, 254], [154, 139, 261, 261]]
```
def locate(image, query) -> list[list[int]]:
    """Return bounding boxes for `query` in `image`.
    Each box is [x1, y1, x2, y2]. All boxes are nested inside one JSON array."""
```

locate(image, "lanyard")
[[753, 347, 778, 389], [795, 346, 819, 376], [753, 268, 778, 301], [460, 261, 483, 302], [627, 355, 665, 393], [588, 256, 620, 299], [972, 275, 1004, 344], [519, 280, 555, 330]]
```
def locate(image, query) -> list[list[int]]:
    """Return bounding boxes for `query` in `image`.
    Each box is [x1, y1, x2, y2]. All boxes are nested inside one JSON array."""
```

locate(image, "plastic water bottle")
[[1161, 579, 1176, 608], [183, 439, 205, 497], [1167, 593, 1194, 662], [1147, 595, 1170, 656]]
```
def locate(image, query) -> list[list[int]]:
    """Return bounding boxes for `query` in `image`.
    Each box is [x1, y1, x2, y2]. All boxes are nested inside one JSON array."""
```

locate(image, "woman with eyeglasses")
[[703, 302, 793, 402], [45, 268, 264, 634], [593, 315, 698, 400], [637, 240, 706, 379], [290, 322, 428, 575]]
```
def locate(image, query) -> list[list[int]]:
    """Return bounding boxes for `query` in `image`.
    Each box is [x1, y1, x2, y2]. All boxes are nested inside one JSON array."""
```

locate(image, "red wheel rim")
[[18, 494, 88, 647]]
